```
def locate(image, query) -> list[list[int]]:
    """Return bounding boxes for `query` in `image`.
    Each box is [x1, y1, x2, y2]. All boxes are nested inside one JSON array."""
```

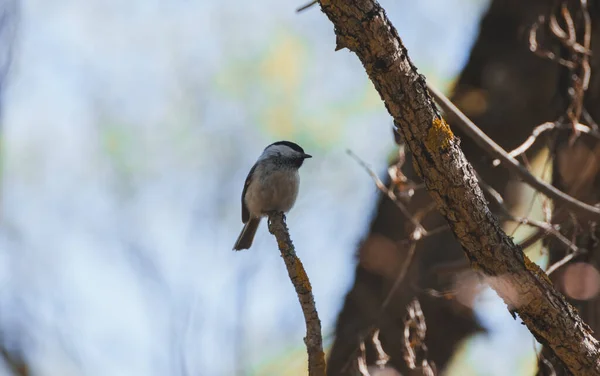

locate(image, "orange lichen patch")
[[425, 117, 454, 152], [524, 254, 553, 285], [276, 238, 288, 251], [294, 258, 313, 292]]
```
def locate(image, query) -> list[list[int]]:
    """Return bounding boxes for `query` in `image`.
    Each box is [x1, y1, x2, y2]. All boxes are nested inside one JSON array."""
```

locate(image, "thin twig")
[[478, 172, 578, 259], [339, 148, 430, 373], [357, 341, 370, 376], [520, 227, 553, 251], [492, 121, 556, 165], [494, 119, 600, 167], [583, 108, 600, 131], [296, 0, 317, 12], [535, 336, 558, 376], [1, 347, 29, 376], [504, 216, 577, 254], [530, 15, 576, 68], [267, 212, 326, 376], [511, 0, 598, 280], [540, 357, 558, 376], [372, 330, 390, 368], [340, 147, 436, 373], [546, 248, 588, 275], [347, 149, 427, 239], [535, 0, 593, 142], [381, 243, 417, 309], [397, 225, 449, 246], [426, 83, 600, 220], [403, 299, 436, 375]]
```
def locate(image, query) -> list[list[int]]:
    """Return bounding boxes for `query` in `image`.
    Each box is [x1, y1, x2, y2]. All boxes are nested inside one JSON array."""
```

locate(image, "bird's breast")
[[245, 168, 300, 216]]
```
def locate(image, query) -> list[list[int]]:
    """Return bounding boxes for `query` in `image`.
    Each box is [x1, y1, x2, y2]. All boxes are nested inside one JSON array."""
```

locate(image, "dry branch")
[[267, 212, 326, 376], [316, 0, 600, 374], [1, 347, 28, 376], [426, 84, 600, 221]]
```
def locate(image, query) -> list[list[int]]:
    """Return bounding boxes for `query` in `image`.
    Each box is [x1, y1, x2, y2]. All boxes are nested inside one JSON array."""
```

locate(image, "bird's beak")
[[303, 153, 312, 159]]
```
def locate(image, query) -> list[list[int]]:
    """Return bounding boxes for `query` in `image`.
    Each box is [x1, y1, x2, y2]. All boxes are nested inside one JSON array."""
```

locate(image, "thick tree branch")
[[267, 212, 326, 376], [317, 0, 600, 374]]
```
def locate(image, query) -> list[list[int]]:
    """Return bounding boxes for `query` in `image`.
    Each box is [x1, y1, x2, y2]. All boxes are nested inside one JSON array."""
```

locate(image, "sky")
[[0, 0, 543, 375]]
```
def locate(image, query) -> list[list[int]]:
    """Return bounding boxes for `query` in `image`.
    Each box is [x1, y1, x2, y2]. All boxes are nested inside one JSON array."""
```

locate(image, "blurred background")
[[0, 0, 557, 375]]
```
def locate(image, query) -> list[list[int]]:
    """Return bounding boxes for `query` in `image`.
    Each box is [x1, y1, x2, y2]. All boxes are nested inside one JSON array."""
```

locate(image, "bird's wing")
[[241, 164, 256, 223]]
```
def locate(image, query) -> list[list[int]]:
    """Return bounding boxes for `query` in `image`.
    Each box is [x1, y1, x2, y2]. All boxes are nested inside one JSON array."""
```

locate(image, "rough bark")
[[317, 0, 600, 374], [267, 212, 326, 376]]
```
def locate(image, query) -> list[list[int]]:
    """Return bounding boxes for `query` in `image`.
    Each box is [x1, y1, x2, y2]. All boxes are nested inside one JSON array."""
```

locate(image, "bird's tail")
[[233, 217, 261, 251]]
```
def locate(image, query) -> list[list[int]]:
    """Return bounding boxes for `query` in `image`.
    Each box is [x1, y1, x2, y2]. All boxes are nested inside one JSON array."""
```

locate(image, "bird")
[[233, 141, 312, 251]]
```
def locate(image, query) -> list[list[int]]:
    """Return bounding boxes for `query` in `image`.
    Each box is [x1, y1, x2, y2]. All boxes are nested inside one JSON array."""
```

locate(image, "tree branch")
[[317, 0, 600, 374], [1, 347, 29, 376], [267, 212, 326, 376], [426, 84, 600, 221]]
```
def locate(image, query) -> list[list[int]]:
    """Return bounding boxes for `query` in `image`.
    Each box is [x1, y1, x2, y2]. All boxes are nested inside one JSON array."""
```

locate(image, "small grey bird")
[[233, 141, 312, 251]]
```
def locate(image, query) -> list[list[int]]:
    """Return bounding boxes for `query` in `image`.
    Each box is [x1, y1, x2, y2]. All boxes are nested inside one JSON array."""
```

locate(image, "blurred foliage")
[[214, 31, 384, 149]]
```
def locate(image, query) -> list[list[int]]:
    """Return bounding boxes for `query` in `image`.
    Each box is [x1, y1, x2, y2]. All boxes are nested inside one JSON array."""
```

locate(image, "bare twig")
[[583, 108, 599, 131], [477, 172, 572, 254], [530, 15, 576, 68], [426, 83, 600, 220], [1, 347, 29, 376], [420, 286, 463, 300], [347, 149, 427, 239], [355, 330, 392, 376], [505, 216, 577, 253], [357, 341, 370, 376], [372, 330, 390, 368], [267, 212, 326, 376], [494, 120, 600, 166], [427, 211, 577, 280], [381, 243, 417, 309], [531, 0, 593, 142], [339, 148, 429, 373], [296, 0, 317, 12], [520, 227, 554, 251], [403, 299, 436, 375], [540, 356, 558, 376], [397, 224, 449, 246], [492, 121, 556, 165], [546, 248, 588, 275]]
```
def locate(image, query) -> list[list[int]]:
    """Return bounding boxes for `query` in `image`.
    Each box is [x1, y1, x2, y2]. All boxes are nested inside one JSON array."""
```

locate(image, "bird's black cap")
[[267, 140, 305, 154]]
